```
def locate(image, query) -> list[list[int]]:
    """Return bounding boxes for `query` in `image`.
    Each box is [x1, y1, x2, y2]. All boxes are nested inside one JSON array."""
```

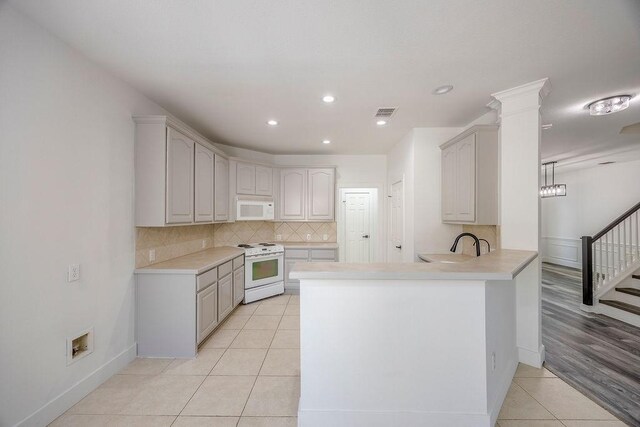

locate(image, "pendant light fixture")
[[540, 161, 566, 198]]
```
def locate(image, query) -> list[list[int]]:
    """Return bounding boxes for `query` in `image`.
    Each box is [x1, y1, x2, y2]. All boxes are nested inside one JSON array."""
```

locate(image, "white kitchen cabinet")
[[233, 262, 245, 306], [215, 154, 230, 221], [194, 143, 214, 223], [237, 162, 256, 195], [440, 125, 498, 225], [217, 272, 233, 321], [279, 168, 335, 221], [166, 128, 195, 224], [197, 283, 218, 344], [134, 116, 226, 227], [284, 246, 338, 290], [307, 168, 335, 220], [255, 165, 273, 196], [280, 168, 307, 220]]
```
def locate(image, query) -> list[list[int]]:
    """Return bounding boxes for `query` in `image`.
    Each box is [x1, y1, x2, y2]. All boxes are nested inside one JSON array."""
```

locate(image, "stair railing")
[[582, 201, 640, 306]]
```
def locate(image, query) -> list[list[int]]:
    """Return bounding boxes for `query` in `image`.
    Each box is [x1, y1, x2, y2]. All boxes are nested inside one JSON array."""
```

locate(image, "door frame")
[[337, 188, 378, 263], [388, 176, 405, 262]]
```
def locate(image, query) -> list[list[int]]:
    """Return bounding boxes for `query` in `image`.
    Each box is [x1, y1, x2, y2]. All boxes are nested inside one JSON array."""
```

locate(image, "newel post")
[[581, 235, 594, 306]]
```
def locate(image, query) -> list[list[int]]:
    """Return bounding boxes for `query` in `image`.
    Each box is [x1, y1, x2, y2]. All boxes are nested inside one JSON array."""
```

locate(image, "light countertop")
[[282, 242, 339, 249], [134, 246, 244, 275], [290, 249, 537, 281]]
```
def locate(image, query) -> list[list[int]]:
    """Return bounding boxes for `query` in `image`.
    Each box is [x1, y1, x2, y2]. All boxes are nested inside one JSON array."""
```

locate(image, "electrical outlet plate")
[[306, 234, 311, 241], [149, 249, 156, 262], [68, 264, 80, 282], [323, 234, 328, 241], [202, 239, 206, 248]]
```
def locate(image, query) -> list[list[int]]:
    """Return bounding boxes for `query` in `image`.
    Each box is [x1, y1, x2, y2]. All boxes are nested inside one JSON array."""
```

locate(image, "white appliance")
[[236, 197, 275, 221], [238, 243, 284, 303]]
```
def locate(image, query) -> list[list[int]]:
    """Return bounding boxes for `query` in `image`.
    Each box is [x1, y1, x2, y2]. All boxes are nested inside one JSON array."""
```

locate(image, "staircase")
[[582, 202, 640, 326]]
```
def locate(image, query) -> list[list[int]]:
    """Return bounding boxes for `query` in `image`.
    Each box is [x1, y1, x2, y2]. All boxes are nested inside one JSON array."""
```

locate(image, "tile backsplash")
[[135, 225, 215, 268], [136, 221, 338, 267], [213, 221, 338, 247]]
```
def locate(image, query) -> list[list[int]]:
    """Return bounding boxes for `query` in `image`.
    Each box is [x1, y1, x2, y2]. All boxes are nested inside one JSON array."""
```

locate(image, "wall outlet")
[[491, 352, 496, 371], [67, 264, 80, 282], [323, 234, 328, 241], [202, 239, 206, 248], [276, 234, 282, 241], [149, 249, 156, 262], [306, 234, 311, 241]]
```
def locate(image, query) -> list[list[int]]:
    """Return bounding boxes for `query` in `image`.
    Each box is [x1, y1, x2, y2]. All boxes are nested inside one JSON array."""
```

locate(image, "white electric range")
[[237, 243, 285, 303]]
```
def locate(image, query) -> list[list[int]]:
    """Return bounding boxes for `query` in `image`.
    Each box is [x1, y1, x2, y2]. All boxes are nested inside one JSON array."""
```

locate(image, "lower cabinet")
[[284, 247, 338, 290], [218, 273, 234, 321], [197, 284, 218, 344], [135, 252, 246, 358]]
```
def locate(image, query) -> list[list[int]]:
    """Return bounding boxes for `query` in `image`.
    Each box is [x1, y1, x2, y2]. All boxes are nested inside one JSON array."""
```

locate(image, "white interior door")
[[389, 179, 403, 262], [343, 191, 372, 263]]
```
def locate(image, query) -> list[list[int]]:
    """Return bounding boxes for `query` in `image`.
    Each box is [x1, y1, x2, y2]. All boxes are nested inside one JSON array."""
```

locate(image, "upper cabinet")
[[236, 162, 272, 196], [134, 116, 229, 226], [279, 168, 335, 221], [440, 125, 498, 225], [194, 143, 214, 223], [214, 154, 230, 222]]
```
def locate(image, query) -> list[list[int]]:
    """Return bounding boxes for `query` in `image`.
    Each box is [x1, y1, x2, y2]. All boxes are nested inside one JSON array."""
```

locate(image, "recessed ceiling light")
[[376, 120, 387, 126], [588, 95, 631, 116], [542, 123, 553, 130], [322, 139, 331, 144], [432, 85, 454, 95], [322, 95, 335, 103], [266, 120, 278, 126]]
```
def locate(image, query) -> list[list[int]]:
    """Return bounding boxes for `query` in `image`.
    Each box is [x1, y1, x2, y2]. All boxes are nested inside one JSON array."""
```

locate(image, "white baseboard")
[[518, 344, 545, 368], [298, 407, 490, 427], [15, 343, 137, 427]]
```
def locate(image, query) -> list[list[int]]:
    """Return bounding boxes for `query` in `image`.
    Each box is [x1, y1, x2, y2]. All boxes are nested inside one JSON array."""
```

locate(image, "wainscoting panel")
[[542, 237, 581, 269]]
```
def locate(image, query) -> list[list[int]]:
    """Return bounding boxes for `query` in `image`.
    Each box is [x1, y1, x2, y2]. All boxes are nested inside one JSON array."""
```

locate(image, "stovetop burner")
[[238, 244, 253, 248]]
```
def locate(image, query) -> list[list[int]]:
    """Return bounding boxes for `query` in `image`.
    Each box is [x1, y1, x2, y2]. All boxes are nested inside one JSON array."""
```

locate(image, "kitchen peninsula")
[[291, 250, 539, 427]]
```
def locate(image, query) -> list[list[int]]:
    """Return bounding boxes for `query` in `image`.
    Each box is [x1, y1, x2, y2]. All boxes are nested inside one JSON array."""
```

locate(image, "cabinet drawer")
[[285, 249, 309, 259], [218, 260, 233, 278], [310, 249, 337, 260], [197, 267, 217, 292], [233, 255, 244, 270]]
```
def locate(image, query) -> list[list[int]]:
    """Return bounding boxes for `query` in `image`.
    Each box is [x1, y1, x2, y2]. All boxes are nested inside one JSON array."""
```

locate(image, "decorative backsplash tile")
[[461, 225, 499, 256], [135, 225, 215, 268], [274, 222, 337, 243], [214, 221, 275, 247]]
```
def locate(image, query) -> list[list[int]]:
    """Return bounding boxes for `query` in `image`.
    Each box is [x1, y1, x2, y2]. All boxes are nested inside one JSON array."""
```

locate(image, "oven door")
[[245, 253, 284, 289]]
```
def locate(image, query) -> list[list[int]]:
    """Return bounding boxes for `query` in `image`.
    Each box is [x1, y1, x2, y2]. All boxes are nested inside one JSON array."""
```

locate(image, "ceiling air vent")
[[375, 107, 398, 118], [598, 161, 615, 165]]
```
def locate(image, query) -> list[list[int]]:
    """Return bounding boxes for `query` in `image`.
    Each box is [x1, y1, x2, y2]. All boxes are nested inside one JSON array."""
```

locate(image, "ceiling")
[[11, 0, 640, 158]]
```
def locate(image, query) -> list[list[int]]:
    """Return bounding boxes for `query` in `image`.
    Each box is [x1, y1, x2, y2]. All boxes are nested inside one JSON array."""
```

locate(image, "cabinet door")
[[255, 166, 273, 196], [194, 143, 214, 223], [233, 267, 245, 306], [280, 169, 307, 220], [214, 155, 229, 221], [455, 134, 476, 222], [284, 258, 306, 290], [166, 128, 194, 224], [307, 168, 335, 221], [236, 163, 256, 195], [197, 284, 218, 344], [441, 145, 457, 222], [218, 274, 234, 321]]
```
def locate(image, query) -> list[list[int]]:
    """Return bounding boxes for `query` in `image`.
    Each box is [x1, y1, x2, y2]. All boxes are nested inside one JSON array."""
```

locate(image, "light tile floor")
[[50, 293, 624, 427]]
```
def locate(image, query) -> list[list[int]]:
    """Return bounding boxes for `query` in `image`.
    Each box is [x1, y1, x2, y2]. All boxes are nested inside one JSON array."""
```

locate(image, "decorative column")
[[491, 78, 551, 367]]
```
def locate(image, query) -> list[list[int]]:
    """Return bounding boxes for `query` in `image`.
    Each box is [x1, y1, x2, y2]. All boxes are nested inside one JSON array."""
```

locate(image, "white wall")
[[386, 128, 462, 262], [0, 5, 165, 426], [541, 159, 640, 268]]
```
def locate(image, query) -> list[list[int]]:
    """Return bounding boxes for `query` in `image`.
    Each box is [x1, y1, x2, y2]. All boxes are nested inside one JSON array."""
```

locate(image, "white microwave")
[[236, 197, 275, 221]]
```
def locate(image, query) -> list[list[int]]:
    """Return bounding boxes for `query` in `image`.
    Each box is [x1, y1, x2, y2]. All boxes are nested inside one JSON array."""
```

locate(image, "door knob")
[[362, 234, 369, 238], [395, 245, 402, 249]]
